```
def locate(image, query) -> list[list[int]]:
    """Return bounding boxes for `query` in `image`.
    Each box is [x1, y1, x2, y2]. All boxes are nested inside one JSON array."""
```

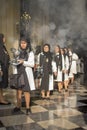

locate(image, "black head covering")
[[19, 37, 32, 52], [42, 43, 52, 57], [42, 43, 50, 52], [17, 37, 31, 74], [42, 43, 53, 74], [54, 45, 62, 71]]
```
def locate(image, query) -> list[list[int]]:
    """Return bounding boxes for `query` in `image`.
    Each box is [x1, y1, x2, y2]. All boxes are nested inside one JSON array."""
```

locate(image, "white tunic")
[[69, 52, 78, 78], [77, 58, 81, 73], [37, 52, 57, 90], [49, 61, 57, 90], [23, 51, 35, 90], [63, 55, 69, 81], [56, 54, 64, 82]]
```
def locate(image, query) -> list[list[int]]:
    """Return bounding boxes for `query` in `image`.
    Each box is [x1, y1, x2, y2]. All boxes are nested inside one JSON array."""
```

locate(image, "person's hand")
[[17, 59, 24, 64]]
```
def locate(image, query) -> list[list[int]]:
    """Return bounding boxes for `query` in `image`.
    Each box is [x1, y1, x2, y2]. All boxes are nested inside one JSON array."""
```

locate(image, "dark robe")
[[39, 52, 53, 91], [0, 42, 10, 88], [54, 53, 62, 71]]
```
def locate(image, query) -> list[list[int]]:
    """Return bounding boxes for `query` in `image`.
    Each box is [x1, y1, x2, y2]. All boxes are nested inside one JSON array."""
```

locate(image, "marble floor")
[[0, 74, 87, 130]]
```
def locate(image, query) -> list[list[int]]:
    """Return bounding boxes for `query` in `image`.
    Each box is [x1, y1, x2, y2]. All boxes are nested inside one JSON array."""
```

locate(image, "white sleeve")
[[66, 56, 69, 70], [52, 61, 57, 72], [72, 53, 78, 61], [62, 55, 65, 70], [36, 53, 41, 65], [23, 51, 35, 68]]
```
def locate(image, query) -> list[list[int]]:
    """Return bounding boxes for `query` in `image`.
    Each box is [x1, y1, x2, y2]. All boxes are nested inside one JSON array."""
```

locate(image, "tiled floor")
[[0, 74, 87, 130]]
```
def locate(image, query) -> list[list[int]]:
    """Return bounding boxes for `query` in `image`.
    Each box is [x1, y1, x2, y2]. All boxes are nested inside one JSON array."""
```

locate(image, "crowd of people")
[[0, 33, 84, 115], [35, 44, 79, 97]]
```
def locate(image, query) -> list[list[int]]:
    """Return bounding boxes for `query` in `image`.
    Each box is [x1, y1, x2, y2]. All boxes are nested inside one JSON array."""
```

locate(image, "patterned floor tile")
[[70, 127, 86, 130], [0, 108, 24, 117], [0, 76, 87, 130], [47, 126, 86, 130], [43, 103, 61, 111], [51, 96, 64, 104], [3, 89, 16, 105], [28, 111, 58, 122], [53, 108, 82, 117], [0, 104, 15, 110], [37, 118, 79, 129], [66, 114, 87, 127], [0, 115, 34, 127], [31, 105, 48, 113], [47, 125, 68, 130], [33, 99, 56, 106], [82, 125, 87, 130], [0, 128, 6, 130], [6, 123, 45, 130]]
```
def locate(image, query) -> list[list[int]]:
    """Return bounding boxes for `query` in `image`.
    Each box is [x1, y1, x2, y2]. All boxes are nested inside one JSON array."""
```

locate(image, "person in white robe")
[[37, 44, 56, 99], [63, 48, 69, 91], [54, 45, 64, 93], [68, 48, 78, 84], [13, 37, 35, 115]]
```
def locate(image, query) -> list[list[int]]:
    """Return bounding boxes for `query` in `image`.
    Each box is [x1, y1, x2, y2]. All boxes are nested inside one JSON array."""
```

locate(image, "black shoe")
[[13, 107, 21, 112], [0, 120, 4, 126], [0, 102, 11, 105], [58, 91, 62, 94], [46, 97, 50, 100], [41, 97, 45, 100], [26, 108, 31, 115], [65, 89, 68, 92]]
